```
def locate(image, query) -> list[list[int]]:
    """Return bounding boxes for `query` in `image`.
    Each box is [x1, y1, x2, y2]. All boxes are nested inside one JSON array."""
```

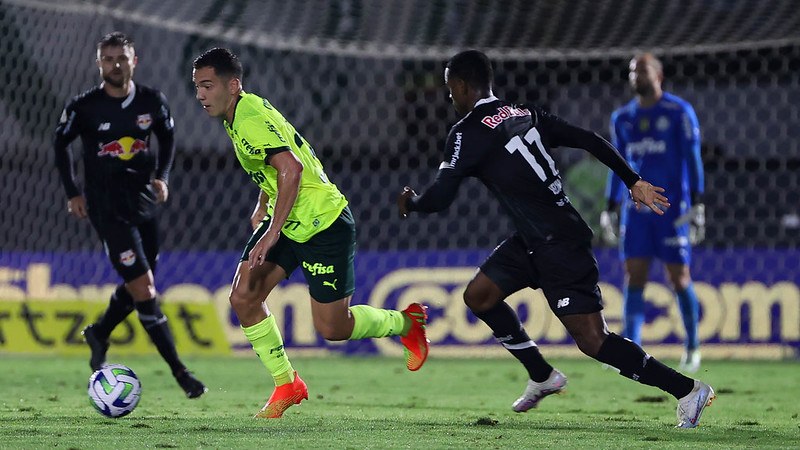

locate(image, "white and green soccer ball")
[[88, 364, 141, 418]]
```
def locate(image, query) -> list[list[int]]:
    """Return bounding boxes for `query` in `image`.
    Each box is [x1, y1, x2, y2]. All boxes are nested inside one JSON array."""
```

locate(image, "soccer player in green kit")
[[192, 48, 428, 418]]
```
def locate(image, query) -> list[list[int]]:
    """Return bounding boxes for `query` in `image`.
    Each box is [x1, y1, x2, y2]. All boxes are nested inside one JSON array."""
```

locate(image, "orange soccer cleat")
[[254, 371, 308, 418], [400, 303, 429, 371]]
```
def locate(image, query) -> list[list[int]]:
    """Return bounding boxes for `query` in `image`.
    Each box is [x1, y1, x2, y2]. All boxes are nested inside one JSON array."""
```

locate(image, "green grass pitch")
[[1, 355, 798, 449]]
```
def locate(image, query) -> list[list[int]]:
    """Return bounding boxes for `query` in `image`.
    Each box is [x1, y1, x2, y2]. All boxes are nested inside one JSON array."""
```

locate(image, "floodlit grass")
[[1, 355, 798, 449]]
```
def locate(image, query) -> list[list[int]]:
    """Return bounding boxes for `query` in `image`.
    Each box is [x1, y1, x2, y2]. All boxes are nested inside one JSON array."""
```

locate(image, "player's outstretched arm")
[[400, 124, 474, 217], [543, 112, 641, 189], [630, 180, 670, 215], [398, 173, 462, 216]]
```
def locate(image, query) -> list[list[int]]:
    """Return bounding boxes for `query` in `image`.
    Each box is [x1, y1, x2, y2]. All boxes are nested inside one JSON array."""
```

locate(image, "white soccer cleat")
[[676, 380, 715, 428], [512, 369, 567, 412], [679, 349, 701, 373]]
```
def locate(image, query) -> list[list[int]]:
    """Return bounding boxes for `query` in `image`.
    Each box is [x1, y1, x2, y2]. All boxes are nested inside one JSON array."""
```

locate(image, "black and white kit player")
[[398, 50, 715, 428], [404, 81, 641, 321], [54, 31, 205, 398]]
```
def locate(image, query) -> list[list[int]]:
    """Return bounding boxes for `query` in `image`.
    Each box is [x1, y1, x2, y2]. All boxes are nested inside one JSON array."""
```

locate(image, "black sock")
[[93, 284, 135, 340], [472, 301, 553, 382], [596, 333, 694, 399], [134, 298, 185, 375]]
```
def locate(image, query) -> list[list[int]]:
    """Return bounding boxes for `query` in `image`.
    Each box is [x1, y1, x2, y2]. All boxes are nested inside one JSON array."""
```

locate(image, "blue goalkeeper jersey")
[[605, 92, 704, 217]]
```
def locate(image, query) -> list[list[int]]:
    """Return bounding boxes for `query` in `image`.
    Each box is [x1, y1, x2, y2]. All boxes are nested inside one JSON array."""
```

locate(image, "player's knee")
[[669, 274, 692, 291], [463, 289, 484, 312], [625, 262, 649, 286], [666, 266, 692, 291], [228, 288, 257, 312], [126, 275, 156, 300], [463, 282, 497, 313], [462, 287, 479, 310]]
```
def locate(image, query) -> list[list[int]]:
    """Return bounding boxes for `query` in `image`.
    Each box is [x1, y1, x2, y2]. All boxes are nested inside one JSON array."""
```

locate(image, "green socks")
[[349, 305, 408, 339], [242, 315, 294, 386], [243, 307, 408, 383]]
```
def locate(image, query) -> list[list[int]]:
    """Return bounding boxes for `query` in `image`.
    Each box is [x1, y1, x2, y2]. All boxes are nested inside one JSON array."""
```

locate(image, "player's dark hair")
[[97, 31, 133, 50], [446, 50, 493, 90], [193, 48, 243, 80]]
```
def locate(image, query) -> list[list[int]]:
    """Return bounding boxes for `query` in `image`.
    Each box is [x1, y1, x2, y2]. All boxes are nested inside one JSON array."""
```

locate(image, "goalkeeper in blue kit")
[[602, 53, 705, 372]]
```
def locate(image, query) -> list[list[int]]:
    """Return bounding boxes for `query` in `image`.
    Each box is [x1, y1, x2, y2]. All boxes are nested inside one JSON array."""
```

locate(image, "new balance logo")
[[322, 279, 338, 290], [98, 122, 110, 131], [556, 297, 570, 308]]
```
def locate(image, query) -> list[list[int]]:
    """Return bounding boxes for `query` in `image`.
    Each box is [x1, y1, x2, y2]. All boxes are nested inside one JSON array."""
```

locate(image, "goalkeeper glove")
[[674, 203, 706, 245], [599, 210, 619, 246]]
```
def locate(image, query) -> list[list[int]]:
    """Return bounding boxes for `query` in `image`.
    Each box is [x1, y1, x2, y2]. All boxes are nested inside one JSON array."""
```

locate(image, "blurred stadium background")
[[1, 0, 798, 359]]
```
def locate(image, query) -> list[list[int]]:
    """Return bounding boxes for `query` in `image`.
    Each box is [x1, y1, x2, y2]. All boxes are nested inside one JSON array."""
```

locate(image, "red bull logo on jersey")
[[136, 114, 152, 130], [119, 249, 136, 267], [97, 137, 148, 161], [481, 106, 531, 129]]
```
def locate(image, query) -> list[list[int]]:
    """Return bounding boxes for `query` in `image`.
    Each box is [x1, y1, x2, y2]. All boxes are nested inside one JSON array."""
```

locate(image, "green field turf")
[[0, 354, 798, 449]]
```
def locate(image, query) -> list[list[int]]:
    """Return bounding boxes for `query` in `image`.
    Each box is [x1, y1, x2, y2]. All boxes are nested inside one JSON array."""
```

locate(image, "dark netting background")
[[2, 0, 798, 267]]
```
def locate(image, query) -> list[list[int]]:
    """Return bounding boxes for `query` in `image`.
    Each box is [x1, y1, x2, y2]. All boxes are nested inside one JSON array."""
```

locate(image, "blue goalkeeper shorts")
[[619, 205, 691, 264]]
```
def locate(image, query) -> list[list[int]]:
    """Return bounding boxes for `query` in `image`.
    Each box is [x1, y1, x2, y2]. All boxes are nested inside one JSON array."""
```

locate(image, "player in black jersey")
[[397, 50, 714, 428], [54, 32, 205, 398]]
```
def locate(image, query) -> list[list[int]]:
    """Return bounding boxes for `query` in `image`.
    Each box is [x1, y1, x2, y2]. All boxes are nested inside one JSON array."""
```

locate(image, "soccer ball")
[[88, 364, 142, 418]]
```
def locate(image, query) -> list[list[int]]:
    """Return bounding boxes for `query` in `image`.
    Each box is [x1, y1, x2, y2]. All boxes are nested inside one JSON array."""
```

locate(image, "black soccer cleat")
[[82, 324, 109, 371], [175, 369, 208, 399]]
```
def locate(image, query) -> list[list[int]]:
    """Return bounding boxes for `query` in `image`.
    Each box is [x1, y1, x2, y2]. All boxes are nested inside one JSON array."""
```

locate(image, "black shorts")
[[241, 206, 356, 303], [90, 214, 159, 282], [480, 234, 603, 317]]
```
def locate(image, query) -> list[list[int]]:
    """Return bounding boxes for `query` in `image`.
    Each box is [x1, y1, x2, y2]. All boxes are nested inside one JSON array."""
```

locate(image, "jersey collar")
[[99, 80, 136, 108], [224, 92, 245, 129], [474, 95, 498, 108], [121, 81, 136, 109]]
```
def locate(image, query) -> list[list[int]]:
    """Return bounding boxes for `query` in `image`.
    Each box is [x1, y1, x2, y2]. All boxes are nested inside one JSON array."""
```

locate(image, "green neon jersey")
[[224, 92, 347, 242]]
